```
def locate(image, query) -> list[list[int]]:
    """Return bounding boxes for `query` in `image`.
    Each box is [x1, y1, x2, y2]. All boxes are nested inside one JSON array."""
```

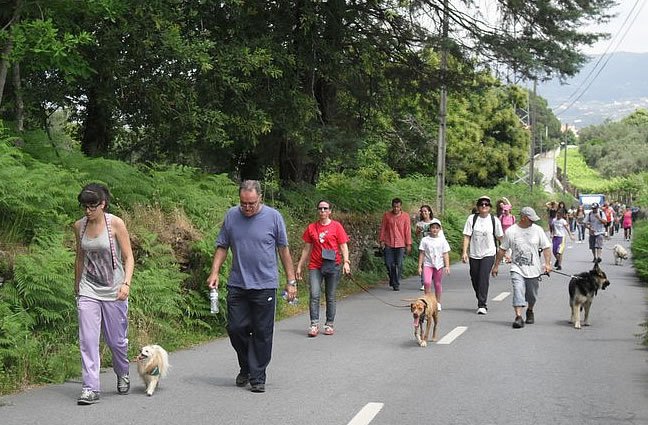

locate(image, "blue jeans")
[[226, 286, 276, 385], [383, 246, 405, 288], [309, 266, 341, 325], [577, 223, 586, 241], [510, 271, 539, 307]]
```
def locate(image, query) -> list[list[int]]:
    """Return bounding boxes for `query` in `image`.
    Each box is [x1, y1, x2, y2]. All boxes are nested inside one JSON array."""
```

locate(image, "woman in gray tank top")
[[74, 183, 134, 405]]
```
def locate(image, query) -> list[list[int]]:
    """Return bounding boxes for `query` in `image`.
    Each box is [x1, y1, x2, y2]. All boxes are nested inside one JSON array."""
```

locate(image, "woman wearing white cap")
[[462, 196, 504, 315]]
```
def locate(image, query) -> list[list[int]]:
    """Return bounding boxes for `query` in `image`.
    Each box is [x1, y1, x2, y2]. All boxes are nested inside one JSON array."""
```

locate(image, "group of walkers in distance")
[[547, 199, 635, 243], [72, 180, 637, 402], [545, 199, 635, 264]]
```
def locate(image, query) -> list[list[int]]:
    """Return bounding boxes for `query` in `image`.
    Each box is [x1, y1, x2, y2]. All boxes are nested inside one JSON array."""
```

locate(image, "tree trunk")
[[12, 61, 23, 131], [0, 37, 13, 108], [276, 0, 345, 185], [81, 84, 113, 156], [278, 135, 318, 185], [0, 0, 20, 110]]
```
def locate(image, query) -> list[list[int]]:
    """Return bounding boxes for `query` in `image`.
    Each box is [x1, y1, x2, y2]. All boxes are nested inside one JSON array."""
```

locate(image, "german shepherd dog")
[[409, 293, 439, 347], [568, 263, 610, 329]]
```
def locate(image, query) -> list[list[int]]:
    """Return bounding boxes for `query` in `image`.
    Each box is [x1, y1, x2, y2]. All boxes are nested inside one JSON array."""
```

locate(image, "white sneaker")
[[419, 285, 424, 291], [476, 307, 487, 315], [437, 303, 442, 311]]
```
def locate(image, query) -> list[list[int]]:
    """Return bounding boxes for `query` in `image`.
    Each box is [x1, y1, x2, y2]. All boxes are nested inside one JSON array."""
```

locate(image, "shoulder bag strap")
[[104, 213, 117, 270]]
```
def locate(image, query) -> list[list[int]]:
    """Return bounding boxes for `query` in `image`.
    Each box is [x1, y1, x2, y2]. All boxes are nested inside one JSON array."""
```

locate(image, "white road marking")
[[347, 402, 384, 425], [436, 326, 468, 345], [492, 291, 510, 301]]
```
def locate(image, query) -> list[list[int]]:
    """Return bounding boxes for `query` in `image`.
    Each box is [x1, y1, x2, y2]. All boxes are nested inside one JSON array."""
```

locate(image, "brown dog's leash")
[[345, 274, 410, 308]]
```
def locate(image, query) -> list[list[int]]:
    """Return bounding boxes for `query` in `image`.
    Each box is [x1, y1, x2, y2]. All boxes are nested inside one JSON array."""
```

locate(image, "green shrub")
[[631, 220, 648, 283]]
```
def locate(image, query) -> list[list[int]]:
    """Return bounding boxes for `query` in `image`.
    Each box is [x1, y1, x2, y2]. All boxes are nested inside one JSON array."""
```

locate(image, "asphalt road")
[[1, 231, 647, 425]]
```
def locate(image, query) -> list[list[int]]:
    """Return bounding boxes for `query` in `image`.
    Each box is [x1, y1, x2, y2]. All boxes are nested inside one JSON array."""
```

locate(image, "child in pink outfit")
[[418, 219, 451, 310]]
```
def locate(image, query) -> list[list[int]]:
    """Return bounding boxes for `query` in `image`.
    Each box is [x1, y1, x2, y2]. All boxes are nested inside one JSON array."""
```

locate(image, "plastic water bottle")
[[209, 288, 219, 314], [282, 290, 298, 305]]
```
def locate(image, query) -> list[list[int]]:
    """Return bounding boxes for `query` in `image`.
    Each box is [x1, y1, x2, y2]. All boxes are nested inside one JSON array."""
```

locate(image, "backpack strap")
[[80, 214, 117, 270]]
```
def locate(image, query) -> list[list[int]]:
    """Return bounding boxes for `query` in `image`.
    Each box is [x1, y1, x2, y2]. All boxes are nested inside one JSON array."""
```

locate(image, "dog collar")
[[149, 366, 160, 376], [420, 298, 428, 314]]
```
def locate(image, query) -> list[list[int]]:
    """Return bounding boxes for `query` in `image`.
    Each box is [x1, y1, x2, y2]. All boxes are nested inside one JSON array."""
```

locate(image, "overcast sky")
[[583, 0, 648, 54]]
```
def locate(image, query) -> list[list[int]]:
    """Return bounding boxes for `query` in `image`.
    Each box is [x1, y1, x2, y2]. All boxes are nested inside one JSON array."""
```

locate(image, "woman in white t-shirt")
[[550, 210, 574, 270], [462, 196, 504, 314]]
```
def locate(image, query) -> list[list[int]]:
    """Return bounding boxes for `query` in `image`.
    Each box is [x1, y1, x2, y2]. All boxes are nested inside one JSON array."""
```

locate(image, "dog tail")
[[158, 349, 170, 377]]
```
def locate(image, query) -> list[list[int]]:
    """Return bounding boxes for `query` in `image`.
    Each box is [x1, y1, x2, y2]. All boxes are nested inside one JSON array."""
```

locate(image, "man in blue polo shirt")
[[207, 180, 296, 393]]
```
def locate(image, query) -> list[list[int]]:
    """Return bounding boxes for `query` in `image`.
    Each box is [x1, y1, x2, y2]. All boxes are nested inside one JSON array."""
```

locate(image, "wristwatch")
[[287, 280, 297, 286]]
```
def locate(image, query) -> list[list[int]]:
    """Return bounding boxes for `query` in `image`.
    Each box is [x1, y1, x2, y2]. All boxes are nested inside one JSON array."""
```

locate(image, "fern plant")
[[10, 232, 76, 332]]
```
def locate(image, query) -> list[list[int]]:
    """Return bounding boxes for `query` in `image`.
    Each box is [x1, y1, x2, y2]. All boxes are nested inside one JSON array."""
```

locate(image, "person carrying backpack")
[[585, 203, 607, 262], [462, 195, 504, 315]]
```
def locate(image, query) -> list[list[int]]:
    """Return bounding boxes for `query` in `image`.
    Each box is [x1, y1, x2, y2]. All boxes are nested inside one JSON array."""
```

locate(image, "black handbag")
[[321, 248, 337, 274]]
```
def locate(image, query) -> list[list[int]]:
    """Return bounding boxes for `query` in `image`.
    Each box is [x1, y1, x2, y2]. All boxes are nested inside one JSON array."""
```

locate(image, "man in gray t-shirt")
[[585, 203, 607, 263], [492, 207, 552, 329], [207, 180, 296, 393]]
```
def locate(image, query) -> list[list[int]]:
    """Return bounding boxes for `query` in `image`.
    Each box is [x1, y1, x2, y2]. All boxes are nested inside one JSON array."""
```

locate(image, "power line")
[[557, 0, 641, 106], [554, 0, 647, 116]]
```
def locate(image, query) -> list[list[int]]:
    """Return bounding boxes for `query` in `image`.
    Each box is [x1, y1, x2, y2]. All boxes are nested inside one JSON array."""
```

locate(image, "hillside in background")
[[539, 52, 648, 128]]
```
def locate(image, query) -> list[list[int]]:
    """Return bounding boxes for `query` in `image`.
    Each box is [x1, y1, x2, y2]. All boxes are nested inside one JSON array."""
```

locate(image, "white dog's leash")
[[345, 275, 410, 308]]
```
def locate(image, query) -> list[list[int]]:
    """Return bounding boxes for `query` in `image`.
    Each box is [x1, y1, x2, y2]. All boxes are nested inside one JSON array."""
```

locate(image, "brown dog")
[[409, 293, 439, 347]]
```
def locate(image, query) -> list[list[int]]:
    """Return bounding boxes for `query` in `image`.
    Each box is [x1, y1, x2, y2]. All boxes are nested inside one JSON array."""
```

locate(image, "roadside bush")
[[631, 220, 648, 283]]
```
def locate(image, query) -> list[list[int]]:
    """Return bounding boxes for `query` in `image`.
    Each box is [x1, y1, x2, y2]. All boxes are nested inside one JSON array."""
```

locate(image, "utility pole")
[[528, 80, 536, 191], [436, 0, 449, 215], [541, 125, 547, 155], [563, 141, 568, 194]]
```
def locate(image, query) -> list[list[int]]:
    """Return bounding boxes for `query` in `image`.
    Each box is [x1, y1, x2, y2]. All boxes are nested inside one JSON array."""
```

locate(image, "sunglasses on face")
[[81, 203, 101, 211], [478, 203, 491, 207]]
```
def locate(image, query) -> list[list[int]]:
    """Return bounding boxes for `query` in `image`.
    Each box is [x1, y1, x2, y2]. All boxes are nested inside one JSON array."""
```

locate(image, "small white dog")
[[136, 344, 170, 396], [613, 244, 628, 266]]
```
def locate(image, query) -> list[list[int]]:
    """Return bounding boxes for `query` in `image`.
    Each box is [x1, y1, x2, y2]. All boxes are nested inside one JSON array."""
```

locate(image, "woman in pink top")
[[499, 204, 516, 233], [622, 207, 633, 241]]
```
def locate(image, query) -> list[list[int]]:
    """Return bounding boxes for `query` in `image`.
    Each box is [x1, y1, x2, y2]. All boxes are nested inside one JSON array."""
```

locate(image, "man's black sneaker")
[[526, 310, 535, 324], [555, 265, 562, 270], [236, 372, 249, 387], [512, 315, 525, 329], [250, 383, 265, 393]]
